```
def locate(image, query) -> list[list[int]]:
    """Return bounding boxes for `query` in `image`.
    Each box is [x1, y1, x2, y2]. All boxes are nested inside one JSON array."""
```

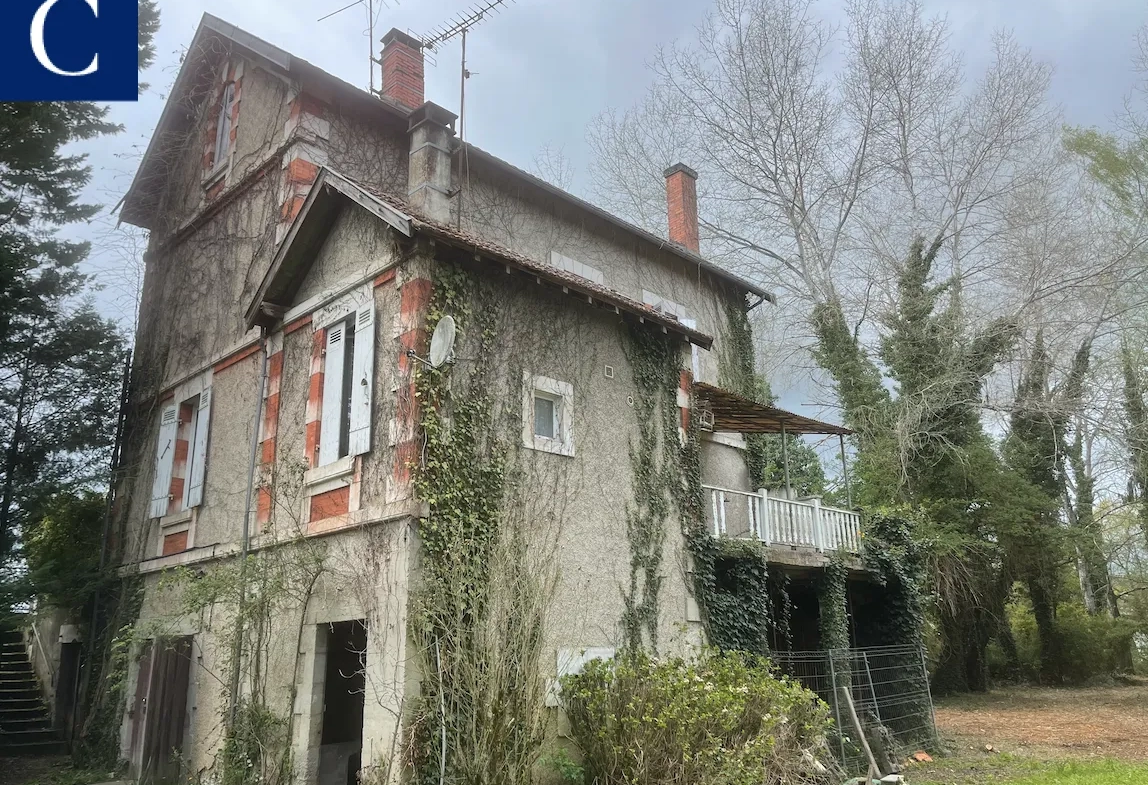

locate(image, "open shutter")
[[184, 387, 212, 508], [149, 405, 179, 519], [348, 303, 375, 456], [319, 323, 346, 466]]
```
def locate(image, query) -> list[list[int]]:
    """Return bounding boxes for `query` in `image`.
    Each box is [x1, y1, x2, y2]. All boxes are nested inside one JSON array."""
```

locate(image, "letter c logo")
[[31, 0, 99, 77]]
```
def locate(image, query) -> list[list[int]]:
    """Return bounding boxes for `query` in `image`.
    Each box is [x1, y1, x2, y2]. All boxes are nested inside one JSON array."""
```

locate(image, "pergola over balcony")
[[692, 383, 861, 554], [693, 382, 851, 436]]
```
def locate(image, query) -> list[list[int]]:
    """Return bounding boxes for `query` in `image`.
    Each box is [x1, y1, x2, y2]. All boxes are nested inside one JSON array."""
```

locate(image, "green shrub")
[[560, 649, 836, 785], [1006, 597, 1139, 684]]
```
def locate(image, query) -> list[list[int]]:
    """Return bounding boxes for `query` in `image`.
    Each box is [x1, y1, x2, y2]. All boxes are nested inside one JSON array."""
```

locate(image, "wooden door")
[[137, 637, 193, 784]]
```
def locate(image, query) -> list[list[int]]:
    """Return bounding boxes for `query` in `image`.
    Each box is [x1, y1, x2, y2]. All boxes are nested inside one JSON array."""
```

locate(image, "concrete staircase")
[[0, 629, 65, 756]]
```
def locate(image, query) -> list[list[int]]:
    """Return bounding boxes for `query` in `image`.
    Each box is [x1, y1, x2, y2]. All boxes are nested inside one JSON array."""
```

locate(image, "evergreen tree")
[[814, 237, 1020, 692], [0, 1, 162, 570]]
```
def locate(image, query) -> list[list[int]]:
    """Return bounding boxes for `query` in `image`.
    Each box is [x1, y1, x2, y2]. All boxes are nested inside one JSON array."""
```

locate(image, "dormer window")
[[213, 81, 236, 170]]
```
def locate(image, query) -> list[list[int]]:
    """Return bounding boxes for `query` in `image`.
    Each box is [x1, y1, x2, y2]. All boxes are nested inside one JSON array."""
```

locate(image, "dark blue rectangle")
[[0, 0, 138, 101]]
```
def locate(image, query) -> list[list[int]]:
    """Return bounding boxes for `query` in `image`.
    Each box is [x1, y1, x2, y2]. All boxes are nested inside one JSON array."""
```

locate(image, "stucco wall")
[[458, 158, 742, 387], [120, 43, 760, 779]]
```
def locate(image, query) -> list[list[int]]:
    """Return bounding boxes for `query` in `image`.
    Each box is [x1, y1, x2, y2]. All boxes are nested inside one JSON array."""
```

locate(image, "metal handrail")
[[29, 620, 55, 685]]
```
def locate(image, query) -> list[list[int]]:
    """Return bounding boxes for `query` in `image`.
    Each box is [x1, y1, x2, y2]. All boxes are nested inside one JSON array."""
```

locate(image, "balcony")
[[702, 484, 862, 553]]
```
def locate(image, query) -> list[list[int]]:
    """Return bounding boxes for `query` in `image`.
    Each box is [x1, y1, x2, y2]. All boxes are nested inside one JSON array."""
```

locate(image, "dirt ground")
[[929, 680, 1148, 762], [0, 756, 72, 785]]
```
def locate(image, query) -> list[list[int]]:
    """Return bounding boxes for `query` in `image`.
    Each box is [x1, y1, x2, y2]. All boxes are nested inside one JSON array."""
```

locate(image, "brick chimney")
[[381, 29, 424, 109], [664, 163, 699, 253], [408, 102, 457, 224]]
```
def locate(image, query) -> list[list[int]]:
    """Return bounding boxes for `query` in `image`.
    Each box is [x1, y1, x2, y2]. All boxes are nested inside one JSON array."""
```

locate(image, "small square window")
[[522, 373, 574, 457], [534, 394, 557, 439]]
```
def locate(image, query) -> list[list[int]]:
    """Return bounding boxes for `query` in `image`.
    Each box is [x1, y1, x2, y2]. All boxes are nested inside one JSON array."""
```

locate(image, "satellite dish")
[[428, 316, 456, 368]]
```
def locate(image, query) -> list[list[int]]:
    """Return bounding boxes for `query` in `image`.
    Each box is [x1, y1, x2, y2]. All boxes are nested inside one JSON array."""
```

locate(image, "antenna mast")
[[420, 0, 511, 142], [318, 0, 391, 92]]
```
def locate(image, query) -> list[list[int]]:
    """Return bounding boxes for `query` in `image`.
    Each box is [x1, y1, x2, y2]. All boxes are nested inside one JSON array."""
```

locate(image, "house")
[[97, 13, 911, 784]]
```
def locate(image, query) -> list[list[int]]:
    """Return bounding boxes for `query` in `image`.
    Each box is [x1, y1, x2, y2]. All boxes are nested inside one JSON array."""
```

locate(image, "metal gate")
[[771, 644, 938, 771]]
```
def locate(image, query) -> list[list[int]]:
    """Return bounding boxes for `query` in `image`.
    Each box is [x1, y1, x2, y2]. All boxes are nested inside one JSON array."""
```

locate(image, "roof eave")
[[122, 13, 410, 230], [462, 144, 775, 303], [244, 169, 414, 329]]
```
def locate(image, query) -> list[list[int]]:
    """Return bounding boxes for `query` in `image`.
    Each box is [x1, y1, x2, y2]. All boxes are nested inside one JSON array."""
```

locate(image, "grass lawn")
[[906, 680, 1148, 784], [911, 755, 1148, 784]]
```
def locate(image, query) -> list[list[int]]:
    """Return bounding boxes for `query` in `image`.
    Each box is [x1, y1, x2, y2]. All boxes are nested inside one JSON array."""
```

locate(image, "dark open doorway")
[[317, 620, 366, 785]]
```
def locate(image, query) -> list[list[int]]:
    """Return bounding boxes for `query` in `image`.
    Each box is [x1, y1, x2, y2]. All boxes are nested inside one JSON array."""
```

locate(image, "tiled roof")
[[348, 176, 716, 349]]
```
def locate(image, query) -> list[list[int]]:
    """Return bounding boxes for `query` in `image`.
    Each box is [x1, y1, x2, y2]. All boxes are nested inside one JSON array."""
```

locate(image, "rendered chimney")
[[664, 163, 699, 253], [381, 28, 424, 109], [408, 102, 458, 224]]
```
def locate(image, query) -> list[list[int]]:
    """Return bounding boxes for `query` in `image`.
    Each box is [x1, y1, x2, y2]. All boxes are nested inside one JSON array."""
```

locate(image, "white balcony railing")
[[702, 484, 862, 554]]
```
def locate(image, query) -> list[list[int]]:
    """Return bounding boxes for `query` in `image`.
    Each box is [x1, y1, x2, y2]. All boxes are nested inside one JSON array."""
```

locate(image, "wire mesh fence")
[[772, 644, 938, 772]]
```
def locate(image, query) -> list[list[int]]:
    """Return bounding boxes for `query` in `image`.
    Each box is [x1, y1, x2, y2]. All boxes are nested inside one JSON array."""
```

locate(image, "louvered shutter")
[[348, 303, 375, 456], [184, 387, 212, 508], [149, 405, 179, 519], [319, 323, 346, 466]]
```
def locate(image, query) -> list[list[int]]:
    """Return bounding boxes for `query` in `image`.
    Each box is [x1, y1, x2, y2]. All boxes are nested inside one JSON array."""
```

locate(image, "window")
[[549, 251, 605, 285], [150, 379, 213, 519], [317, 298, 375, 467], [213, 82, 236, 171], [533, 394, 557, 439], [522, 373, 574, 456]]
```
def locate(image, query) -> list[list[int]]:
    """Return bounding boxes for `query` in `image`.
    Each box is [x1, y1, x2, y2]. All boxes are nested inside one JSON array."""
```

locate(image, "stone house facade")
[[109, 14, 872, 784]]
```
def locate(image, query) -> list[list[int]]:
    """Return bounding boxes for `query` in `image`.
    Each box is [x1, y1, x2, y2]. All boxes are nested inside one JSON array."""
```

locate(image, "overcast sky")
[[66, 0, 1148, 417]]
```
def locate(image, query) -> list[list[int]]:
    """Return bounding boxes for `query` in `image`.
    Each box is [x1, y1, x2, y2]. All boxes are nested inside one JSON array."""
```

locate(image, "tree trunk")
[[1027, 578, 1060, 684], [0, 352, 31, 557]]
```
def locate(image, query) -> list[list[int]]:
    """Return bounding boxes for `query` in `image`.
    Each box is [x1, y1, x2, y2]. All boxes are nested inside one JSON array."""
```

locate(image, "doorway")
[[130, 636, 194, 784], [317, 620, 366, 785]]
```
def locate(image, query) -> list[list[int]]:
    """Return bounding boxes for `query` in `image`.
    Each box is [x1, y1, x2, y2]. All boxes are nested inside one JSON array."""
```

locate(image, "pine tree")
[[0, 1, 162, 569]]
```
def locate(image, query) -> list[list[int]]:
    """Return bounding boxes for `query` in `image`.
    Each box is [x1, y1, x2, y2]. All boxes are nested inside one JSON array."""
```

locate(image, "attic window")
[[212, 81, 236, 171], [550, 251, 605, 285]]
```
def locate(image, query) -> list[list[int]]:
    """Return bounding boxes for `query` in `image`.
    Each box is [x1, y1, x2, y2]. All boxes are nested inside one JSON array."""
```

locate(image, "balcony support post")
[[839, 434, 853, 508], [781, 422, 792, 498], [758, 488, 770, 545], [812, 496, 824, 551]]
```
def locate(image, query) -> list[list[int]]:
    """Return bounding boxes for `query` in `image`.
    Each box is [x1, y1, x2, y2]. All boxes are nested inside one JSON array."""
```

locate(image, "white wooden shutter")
[[184, 387, 212, 509], [348, 303, 375, 457], [149, 404, 179, 519], [319, 323, 346, 466]]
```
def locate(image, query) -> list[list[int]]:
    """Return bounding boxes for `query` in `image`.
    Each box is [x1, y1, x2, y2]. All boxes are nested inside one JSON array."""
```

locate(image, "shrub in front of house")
[[560, 649, 837, 785]]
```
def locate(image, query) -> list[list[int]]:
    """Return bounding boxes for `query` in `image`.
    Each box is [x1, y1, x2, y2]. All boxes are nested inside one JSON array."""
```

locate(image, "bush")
[[1005, 598, 1139, 684], [560, 649, 837, 785]]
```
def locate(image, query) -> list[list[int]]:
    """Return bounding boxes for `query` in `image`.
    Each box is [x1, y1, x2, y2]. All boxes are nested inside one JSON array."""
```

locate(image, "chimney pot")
[[381, 28, 425, 109], [664, 163, 699, 253]]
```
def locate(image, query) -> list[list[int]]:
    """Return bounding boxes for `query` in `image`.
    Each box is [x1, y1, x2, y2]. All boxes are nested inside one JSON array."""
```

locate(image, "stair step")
[[0, 738, 68, 755], [0, 727, 59, 740], [0, 716, 52, 732], [0, 702, 46, 716]]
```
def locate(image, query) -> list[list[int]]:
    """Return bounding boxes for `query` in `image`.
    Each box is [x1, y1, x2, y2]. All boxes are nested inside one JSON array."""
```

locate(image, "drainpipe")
[[227, 329, 269, 728]]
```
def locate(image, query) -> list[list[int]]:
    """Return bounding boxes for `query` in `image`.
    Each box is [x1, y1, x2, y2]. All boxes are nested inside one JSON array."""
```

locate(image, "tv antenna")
[[420, 0, 512, 142], [318, 0, 396, 93]]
